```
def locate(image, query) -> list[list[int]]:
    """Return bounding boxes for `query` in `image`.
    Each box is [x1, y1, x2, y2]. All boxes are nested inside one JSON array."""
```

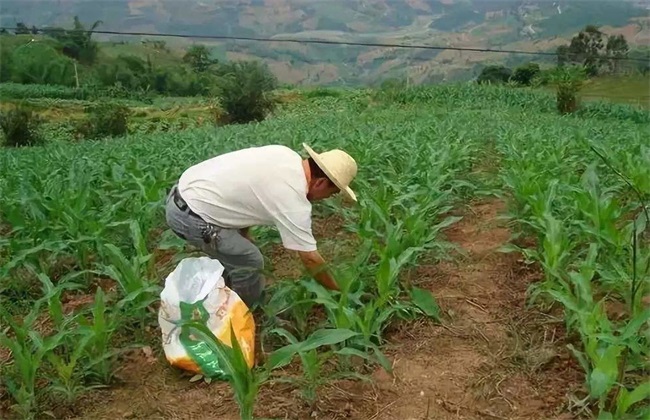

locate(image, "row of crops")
[[495, 110, 650, 418], [1, 84, 649, 418], [0, 91, 481, 418]]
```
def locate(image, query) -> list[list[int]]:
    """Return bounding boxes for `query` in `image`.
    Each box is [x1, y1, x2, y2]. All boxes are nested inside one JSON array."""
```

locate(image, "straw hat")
[[303, 143, 357, 202]]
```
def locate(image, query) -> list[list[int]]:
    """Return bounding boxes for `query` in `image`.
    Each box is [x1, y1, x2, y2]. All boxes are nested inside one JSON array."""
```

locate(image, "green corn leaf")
[[433, 215, 463, 231], [334, 347, 373, 361], [566, 344, 591, 375], [366, 342, 392, 373], [267, 328, 359, 370], [619, 309, 650, 341], [409, 287, 441, 322], [615, 381, 650, 416], [589, 345, 623, 399], [157, 229, 187, 250], [596, 411, 614, 420]]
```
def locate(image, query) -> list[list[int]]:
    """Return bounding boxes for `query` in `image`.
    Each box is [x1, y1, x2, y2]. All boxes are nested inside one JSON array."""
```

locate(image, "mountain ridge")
[[2, 0, 649, 85]]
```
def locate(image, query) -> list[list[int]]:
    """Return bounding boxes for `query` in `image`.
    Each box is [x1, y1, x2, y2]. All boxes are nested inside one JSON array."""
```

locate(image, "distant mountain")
[[2, 0, 649, 85]]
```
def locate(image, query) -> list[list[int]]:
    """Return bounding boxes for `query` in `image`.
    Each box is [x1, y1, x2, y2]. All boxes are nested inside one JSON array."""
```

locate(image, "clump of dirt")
[[57, 199, 583, 419]]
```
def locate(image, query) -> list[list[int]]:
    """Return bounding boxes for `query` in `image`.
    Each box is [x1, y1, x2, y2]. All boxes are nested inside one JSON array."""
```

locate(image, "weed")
[[0, 104, 44, 147]]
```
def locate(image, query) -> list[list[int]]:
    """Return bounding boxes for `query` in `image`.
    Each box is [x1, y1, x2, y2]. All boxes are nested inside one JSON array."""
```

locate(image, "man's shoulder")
[[249, 145, 304, 179], [215, 144, 298, 167], [255, 144, 301, 158]]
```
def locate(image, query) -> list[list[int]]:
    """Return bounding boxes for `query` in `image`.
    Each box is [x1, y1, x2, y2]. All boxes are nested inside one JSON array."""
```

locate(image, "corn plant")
[[562, 243, 650, 417], [260, 279, 316, 341], [0, 266, 123, 416], [295, 277, 412, 373], [29, 268, 98, 404], [77, 287, 123, 385], [267, 327, 374, 407], [498, 122, 650, 417], [1, 80, 647, 419], [180, 318, 360, 420], [0, 300, 66, 419], [96, 220, 160, 331]]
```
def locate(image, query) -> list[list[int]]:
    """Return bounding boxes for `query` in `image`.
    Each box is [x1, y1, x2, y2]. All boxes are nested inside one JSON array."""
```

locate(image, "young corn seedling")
[[77, 287, 123, 385], [268, 327, 374, 407], [1, 239, 69, 306], [97, 219, 160, 331], [502, 211, 576, 309], [29, 267, 105, 404], [260, 277, 316, 341], [44, 334, 98, 406], [179, 316, 359, 420], [0, 301, 67, 419], [297, 279, 396, 373], [177, 320, 261, 420], [564, 276, 650, 419]]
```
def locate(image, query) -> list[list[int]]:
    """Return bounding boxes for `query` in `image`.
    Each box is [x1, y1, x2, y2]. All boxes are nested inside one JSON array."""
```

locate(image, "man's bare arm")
[[297, 250, 339, 291]]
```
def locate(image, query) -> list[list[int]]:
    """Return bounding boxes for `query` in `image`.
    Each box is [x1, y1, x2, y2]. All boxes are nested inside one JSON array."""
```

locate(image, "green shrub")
[[477, 65, 512, 84], [530, 68, 554, 87], [372, 77, 408, 103], [302, 87, 344, 99], [9, 42, 77, 86], [214, 60, 278, 124], [0, 105, 44, 147], [548, 66, 587, 115], [78, 103, 131, 139], [511, 63, 541, 86]]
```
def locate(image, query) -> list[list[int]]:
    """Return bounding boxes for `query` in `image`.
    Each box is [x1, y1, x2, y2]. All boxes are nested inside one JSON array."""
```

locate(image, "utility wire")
[[3, 26, 650, 64]]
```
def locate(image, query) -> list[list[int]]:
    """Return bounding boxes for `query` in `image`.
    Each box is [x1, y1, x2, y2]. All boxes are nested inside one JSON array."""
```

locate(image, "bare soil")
[[61, 199, 583, 419]]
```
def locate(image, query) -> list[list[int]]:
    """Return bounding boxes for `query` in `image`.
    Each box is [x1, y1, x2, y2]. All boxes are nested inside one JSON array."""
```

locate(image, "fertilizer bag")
[[158, 256, 255, 378]]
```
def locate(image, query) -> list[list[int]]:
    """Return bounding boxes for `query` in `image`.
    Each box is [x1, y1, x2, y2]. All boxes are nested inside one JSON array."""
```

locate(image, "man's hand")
[[297, 250, 339, 291]]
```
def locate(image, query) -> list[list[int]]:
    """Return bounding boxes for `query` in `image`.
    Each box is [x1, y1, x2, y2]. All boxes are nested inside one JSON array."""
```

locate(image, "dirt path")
[[369, 199, 583, 420], [72, 199, 583, 420]]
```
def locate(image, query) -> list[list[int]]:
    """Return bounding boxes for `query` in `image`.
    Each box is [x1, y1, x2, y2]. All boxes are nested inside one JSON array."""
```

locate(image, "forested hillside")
[[2, 0, 649, 84]]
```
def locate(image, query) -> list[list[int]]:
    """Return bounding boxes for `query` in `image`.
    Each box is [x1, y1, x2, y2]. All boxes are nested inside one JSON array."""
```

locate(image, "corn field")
[[0, 85, 648, 419]]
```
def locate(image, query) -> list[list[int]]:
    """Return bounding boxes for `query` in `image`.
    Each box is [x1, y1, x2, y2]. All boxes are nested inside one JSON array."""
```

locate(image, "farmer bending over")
[[165, 143, 358, 309]]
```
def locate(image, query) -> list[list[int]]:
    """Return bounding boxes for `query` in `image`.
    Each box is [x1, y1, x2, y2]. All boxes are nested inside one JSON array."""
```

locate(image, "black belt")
[[171, 186, 225, 245], [172, 187, 202, 219]]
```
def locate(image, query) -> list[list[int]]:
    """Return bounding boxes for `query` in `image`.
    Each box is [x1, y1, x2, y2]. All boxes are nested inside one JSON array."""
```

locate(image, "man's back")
[[178, 144, 317, 251]]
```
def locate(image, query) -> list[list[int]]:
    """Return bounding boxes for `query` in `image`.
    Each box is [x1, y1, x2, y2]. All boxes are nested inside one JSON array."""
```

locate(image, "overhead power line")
[[3, 26, 649, 63]]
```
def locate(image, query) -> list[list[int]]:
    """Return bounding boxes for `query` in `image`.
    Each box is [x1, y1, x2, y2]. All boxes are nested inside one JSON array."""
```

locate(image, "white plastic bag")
[[158, 256, 255, 378]]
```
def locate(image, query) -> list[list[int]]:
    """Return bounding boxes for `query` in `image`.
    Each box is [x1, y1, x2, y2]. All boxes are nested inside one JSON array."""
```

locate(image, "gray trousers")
[[164, 185, 265, 309]]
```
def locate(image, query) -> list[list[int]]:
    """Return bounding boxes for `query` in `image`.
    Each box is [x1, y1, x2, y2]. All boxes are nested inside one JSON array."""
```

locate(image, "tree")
[[628, 47, 650, 75], [44, 16, 102, 65], [0, 45, 12, 82], [215, 60, 278, 124], [9, 42, 76, 86], [477, 65, 512, 84], [556, 45, 570, 67], [511, 62, 541, 86], [183, 45, 217, 72], [605, 34, 629, 73], [556, 25, 630, 76], [14, 22, 30, 35], [567, 25, 605, 76]]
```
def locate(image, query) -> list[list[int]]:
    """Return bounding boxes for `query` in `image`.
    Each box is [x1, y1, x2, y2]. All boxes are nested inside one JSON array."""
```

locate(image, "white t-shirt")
[[177, 145, 317, 252]]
